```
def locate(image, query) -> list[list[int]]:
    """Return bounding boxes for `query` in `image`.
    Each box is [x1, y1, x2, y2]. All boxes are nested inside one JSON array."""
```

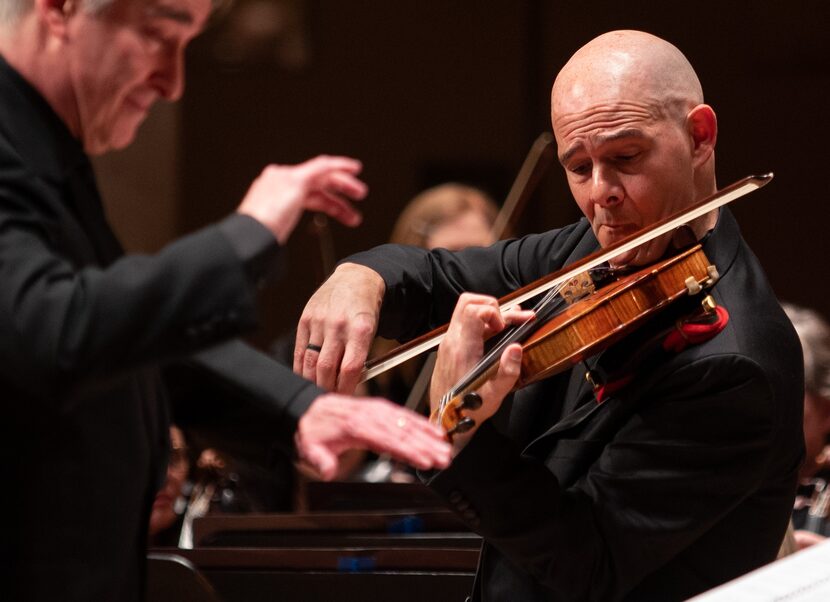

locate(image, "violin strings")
[[443, 279, 569, 407], [439, 263, 615, 418]]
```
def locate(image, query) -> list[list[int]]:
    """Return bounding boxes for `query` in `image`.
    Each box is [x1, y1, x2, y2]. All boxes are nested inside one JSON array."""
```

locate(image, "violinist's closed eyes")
[[295, 30, 803, 601]]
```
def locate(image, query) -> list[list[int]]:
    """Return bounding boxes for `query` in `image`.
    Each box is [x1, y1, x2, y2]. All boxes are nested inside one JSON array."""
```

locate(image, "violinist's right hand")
[[431, 293, 532, 453], [294, 263, 385, 393]]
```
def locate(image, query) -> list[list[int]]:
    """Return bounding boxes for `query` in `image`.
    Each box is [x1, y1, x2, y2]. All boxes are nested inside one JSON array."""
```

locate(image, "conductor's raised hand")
[[237, 155, 368, 245], [294, 394, 451, 481]]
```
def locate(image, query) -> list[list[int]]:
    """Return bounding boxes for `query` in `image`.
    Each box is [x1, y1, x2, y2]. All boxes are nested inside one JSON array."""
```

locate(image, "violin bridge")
[[560, 271, 596, 304]]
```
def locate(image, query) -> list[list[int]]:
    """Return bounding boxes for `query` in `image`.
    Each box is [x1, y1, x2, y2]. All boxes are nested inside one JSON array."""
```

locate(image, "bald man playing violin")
[[296, 31, 803, 601]]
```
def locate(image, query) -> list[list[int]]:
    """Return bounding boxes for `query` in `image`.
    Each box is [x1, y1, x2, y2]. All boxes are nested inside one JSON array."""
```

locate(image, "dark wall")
[[178, 1, 830, 344]]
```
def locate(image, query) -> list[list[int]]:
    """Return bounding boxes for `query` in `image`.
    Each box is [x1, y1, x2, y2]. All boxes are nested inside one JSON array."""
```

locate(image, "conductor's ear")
[[687, 104, 717, 168], [34, 0, 78, 40]]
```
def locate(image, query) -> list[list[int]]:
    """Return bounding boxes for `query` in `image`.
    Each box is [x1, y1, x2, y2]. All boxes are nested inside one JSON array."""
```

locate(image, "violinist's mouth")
[[600, 223, 636, 239]]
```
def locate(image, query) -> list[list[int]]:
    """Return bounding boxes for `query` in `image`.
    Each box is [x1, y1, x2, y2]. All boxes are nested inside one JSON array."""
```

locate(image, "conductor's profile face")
[[62, 0, 211, 154]]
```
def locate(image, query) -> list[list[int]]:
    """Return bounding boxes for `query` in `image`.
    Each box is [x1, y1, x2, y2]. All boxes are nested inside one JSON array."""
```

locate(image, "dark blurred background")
[[94, 0, 830, 348]]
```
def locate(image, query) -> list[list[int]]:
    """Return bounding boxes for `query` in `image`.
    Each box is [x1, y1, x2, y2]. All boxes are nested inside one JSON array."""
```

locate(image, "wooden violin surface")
[[433, 244, 718, 436]]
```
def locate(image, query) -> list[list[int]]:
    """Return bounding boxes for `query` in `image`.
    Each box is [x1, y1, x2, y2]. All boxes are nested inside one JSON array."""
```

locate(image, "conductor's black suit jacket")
[[0, 58, 322, 601], [349, 203, 804, 600]]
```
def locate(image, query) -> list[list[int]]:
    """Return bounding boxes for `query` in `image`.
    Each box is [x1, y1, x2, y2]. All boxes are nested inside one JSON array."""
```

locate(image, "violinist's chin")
[[598, 223, 637, 267], [606, 232, 674, 268], [608, 248, 637, 268], [597, 222, 636, 246]]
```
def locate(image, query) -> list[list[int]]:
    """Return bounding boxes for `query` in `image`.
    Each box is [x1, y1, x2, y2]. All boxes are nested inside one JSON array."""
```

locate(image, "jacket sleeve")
[[426, 354, 779, 600], [0, 159, 285, 401], [176, 339, 323, 454]]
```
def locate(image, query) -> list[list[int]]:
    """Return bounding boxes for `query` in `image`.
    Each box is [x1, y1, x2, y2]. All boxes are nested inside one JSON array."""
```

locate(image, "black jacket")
[[0, 56, 321, 601], [349, 207, 804, 600]]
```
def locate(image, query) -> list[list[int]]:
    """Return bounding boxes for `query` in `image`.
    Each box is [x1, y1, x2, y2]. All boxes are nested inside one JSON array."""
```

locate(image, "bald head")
[[552, 30, 703, 134]]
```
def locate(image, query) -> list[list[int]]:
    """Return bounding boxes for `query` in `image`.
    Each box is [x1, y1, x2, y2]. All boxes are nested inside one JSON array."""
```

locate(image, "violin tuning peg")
[[705, 265, 720, 287], [448, 417, 476, 437], [684, 276, 702, 296], [461, 392, 483, 411]]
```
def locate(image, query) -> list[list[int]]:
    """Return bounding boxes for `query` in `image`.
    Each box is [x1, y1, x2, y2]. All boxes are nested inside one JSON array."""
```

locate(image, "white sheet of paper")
[[688, 538, 830, 601]]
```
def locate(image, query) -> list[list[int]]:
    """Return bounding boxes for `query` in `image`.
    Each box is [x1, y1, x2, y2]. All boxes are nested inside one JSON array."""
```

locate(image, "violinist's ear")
[[687, 104, 718, 168]]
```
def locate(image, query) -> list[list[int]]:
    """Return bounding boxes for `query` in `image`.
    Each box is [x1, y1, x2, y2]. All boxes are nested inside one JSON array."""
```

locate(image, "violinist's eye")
[[570, 161, 591, 176], [616, 152, 641, 163]]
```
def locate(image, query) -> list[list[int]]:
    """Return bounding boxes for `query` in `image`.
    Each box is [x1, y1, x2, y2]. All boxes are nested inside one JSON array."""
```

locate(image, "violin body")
[[519, 244, 716, 387]]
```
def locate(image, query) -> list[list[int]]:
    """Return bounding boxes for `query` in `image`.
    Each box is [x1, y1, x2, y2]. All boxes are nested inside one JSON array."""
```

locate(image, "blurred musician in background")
[[783, 303, 830, 549], [149, 426, 190, 547], [390, 182, 499, 250]]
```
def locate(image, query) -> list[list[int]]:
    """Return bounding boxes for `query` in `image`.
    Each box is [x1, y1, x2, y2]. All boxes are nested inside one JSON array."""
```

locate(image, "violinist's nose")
[[590, 165, 624, 207]]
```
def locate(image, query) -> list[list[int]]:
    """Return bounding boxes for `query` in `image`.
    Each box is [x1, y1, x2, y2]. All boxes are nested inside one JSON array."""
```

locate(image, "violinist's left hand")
[[431, 293, 533, 454]]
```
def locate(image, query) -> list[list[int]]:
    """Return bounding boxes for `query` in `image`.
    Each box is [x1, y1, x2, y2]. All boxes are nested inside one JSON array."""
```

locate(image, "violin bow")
[[490, 132, 556, 240], [360, 172, 774, 383]]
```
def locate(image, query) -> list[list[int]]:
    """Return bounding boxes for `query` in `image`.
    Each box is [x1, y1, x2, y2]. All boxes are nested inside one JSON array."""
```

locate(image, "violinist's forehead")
[[553, 101, 664, 152]]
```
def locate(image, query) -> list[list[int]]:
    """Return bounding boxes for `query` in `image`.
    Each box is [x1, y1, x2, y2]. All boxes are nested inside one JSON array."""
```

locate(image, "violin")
[[431, 242, 718, 436]]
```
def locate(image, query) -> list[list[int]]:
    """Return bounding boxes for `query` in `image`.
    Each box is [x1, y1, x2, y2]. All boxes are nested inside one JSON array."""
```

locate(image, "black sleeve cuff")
[[188, 339, 323, 455]]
